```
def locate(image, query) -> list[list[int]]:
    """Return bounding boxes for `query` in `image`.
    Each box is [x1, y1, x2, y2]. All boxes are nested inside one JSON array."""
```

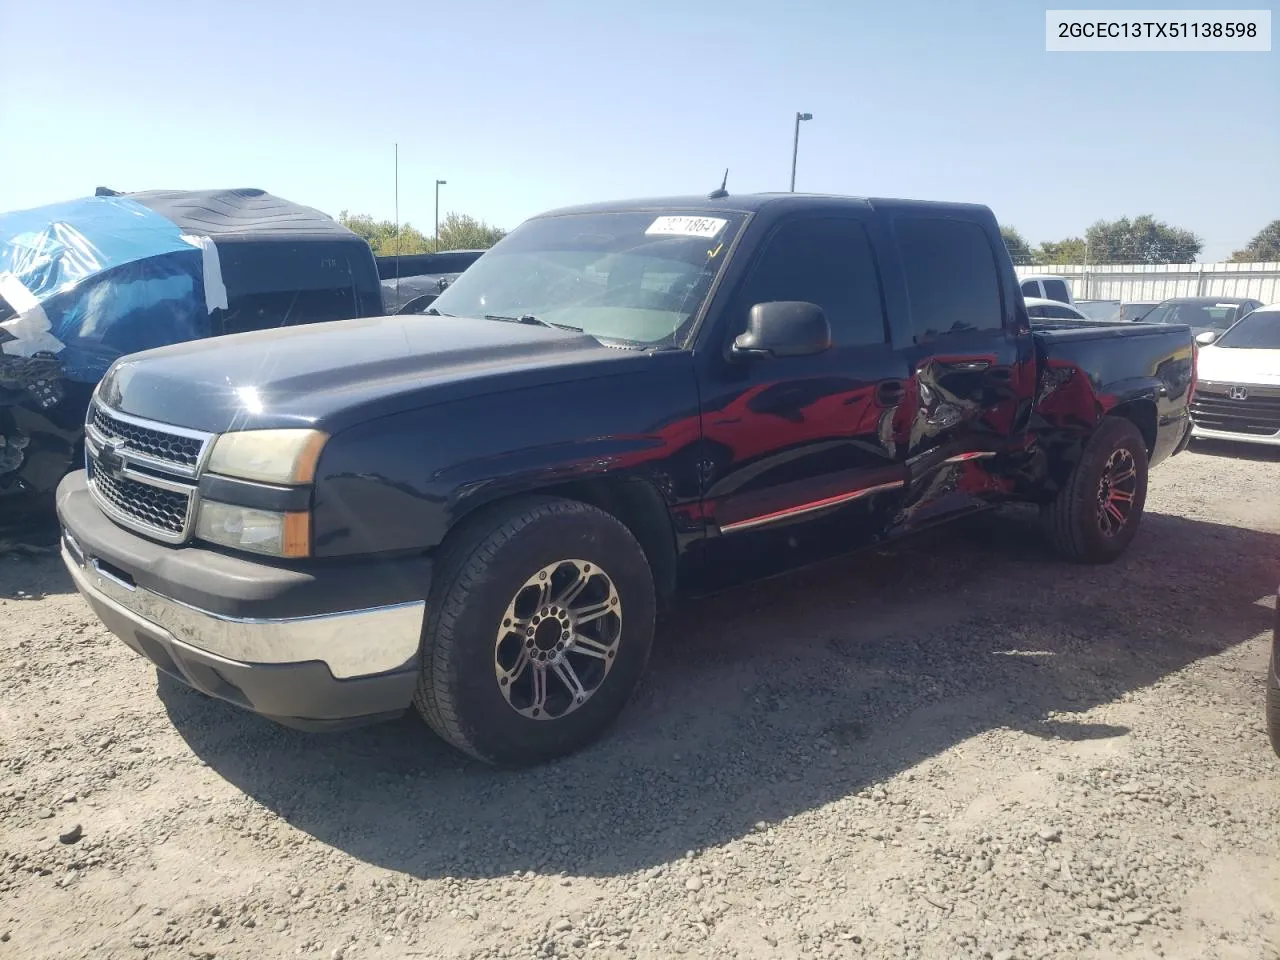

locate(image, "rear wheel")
[[1041, 417, 1149, 564], [414, 496, 656, 766]]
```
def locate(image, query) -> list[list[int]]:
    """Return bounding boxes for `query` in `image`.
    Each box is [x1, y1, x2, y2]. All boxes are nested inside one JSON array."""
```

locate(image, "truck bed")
[[1029, 318, 1195, 469], [1030, 318, 1188, 341]]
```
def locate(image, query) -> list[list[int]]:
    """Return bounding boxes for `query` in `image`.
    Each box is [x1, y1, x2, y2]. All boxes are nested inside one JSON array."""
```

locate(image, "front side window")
[[1214, 310, 1280, 349], [427, 210, 746, 347], [1042, 278, 1072, 304], [734, 217, 887, 347], [896, 217, 1004, 338]]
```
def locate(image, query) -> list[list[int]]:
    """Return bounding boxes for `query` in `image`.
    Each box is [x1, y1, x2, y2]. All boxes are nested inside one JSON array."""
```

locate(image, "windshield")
[[1142, 301, 1241, 330], [1214, 310, 1280, 349], [426, 211, 747, 347]]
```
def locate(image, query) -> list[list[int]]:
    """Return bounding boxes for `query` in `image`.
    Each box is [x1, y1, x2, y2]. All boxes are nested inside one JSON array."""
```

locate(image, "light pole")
[[790, 112, 813, 192], [434, 179, 447, 249]]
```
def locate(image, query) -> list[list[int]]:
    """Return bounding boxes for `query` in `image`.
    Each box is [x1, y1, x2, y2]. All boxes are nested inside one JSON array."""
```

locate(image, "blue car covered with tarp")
[[0, 188, 384, 537]]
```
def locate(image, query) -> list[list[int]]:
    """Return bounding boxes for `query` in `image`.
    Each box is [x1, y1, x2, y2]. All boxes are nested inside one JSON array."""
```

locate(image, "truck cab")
[[1018, 274, 1075, 306]]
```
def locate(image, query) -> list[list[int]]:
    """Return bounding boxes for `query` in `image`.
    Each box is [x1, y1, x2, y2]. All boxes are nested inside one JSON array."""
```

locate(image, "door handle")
[[950, 360, 990, 372], [876, 380, 907, 405]]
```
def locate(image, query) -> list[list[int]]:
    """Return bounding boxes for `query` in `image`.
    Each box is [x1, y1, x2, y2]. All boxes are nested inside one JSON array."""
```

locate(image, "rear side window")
[[1020, 280, 1040, 298], [737, 217, 888, 347], [896, 217, 1004, 338], [1042, 278, 1072, 303]]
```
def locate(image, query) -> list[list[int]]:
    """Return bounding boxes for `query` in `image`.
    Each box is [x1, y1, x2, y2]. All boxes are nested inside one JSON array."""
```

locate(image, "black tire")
[[414, 496, 656, 766], [1267, 643, 1280, 758], [1041, 416, 1149, 564]]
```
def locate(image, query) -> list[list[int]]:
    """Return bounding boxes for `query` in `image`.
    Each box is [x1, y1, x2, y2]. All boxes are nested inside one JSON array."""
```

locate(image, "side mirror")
[[1195, 330, 1218, 346], [731, 301, 832, 360]]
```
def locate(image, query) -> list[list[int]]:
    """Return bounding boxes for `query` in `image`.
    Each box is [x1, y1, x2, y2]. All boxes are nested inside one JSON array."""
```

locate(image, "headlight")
[[206, 428, 327, 485], [196, 501, 311, 558]]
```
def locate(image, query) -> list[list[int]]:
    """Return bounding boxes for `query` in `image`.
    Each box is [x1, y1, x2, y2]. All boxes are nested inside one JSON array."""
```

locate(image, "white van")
[[1019, 274, 1075, 306]]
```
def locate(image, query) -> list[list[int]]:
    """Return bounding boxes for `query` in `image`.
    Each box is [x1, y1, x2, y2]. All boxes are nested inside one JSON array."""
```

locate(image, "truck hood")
[[1197, 345, 1280, 387], [97, 314, 635, 433]]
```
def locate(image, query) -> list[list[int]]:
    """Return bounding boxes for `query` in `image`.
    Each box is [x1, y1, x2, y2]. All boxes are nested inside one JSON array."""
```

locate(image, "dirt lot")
[[2, 439, 1279, 960]]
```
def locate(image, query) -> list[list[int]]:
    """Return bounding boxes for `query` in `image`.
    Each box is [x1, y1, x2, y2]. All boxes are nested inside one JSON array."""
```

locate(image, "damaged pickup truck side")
[[57, 193, 1196, 766]]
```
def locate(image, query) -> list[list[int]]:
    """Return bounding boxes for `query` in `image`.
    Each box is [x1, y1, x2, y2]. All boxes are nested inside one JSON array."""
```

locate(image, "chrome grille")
[[91, 405, 203, 467], [84, 400, 213, 543], [90, 465, 190, 535], [1192, 384, 1280, 437]]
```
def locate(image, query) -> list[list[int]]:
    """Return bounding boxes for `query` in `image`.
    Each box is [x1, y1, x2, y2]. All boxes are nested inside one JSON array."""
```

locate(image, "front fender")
[[310, 359, 702, 558]]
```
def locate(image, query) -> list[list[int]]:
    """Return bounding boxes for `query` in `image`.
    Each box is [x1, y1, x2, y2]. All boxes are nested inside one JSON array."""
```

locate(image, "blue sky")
[[1, 0, 1276, 261]]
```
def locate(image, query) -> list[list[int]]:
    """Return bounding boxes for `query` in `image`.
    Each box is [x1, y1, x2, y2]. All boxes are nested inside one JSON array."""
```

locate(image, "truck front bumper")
[[56, 472, 430, 730]]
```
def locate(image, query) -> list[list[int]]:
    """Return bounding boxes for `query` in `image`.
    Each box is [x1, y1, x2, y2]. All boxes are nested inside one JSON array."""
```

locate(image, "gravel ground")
[[3, 439, 1279, 960]]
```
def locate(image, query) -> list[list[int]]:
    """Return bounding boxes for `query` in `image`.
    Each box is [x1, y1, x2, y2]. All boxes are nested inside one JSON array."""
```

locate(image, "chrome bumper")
[[1191, 424, 1280, 447], [61, 535, 425, 679]]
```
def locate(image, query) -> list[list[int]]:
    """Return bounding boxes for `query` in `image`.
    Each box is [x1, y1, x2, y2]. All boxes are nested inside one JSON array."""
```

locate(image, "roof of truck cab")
[[94, 187, 363, 244], [531, 193, 995, 219], [1156, 295, 1256, 305]]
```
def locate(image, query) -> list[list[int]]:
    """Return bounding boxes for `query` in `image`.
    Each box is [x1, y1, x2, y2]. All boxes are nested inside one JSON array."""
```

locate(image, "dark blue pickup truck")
[[56, 192, 1195, 766]]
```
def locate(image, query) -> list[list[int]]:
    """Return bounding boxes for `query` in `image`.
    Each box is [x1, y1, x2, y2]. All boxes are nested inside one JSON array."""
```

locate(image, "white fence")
[[1015, 262, 1280, 303]]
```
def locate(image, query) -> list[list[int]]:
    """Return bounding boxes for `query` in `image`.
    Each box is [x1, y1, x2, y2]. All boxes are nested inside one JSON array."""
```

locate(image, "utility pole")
[[394, 144, 400, 298], [435, 179, 447, 250], [790, 112, 813, 192]]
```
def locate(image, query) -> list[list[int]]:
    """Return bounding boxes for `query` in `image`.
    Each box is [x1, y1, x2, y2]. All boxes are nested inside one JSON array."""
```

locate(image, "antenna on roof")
[[708, 169, 729, 200], [394, 143, 400, 301]]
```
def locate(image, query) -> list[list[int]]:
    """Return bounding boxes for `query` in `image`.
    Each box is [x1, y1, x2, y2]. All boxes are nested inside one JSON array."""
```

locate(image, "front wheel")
[[1041, 416, 1150, 564], [414, 496, 656, 766]]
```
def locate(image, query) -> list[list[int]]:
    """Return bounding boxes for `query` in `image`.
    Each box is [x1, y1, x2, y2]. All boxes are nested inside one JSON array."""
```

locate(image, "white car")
[[1023, 297, 1088, 321], [1191, 303, 1280, 446]]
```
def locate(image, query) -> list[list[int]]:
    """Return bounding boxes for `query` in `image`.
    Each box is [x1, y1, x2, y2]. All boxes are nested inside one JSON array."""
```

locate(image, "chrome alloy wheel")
[[1096, 447, 1138, 537], [494, 559, 623, 720]]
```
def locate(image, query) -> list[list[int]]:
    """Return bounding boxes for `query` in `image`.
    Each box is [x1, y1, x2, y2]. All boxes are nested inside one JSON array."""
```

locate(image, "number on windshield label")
[[645, 216, 728, 239]]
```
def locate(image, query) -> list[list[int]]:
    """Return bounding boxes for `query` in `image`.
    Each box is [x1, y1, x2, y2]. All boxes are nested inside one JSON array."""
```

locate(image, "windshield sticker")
[[645, 216, 728, 239]]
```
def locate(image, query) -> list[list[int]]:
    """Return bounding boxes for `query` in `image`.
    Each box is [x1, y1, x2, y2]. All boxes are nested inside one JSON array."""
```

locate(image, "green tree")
[[338, 211, 432, 256], [1083, 215, 1202, 264], [1035, 236, 1088, 265], [338, 210, 505, 255], [1000, 226, 1035, 264], [436, 212, 507, 251], [1229, 220, 1280, 262]]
